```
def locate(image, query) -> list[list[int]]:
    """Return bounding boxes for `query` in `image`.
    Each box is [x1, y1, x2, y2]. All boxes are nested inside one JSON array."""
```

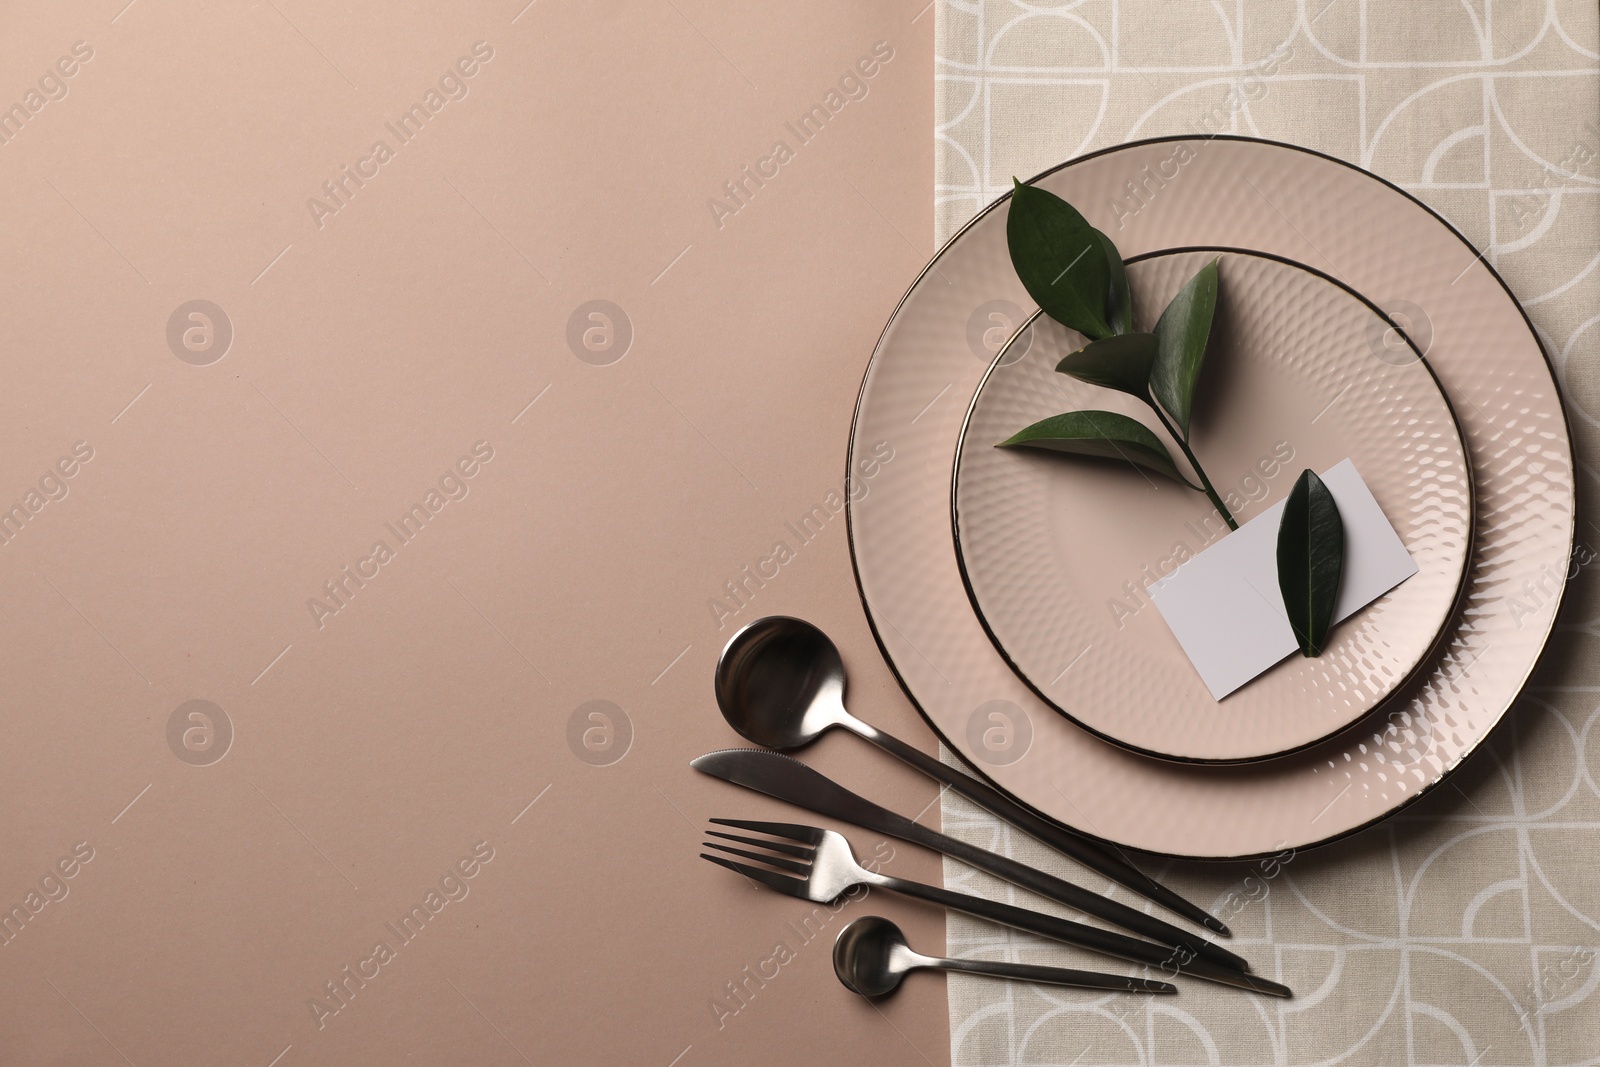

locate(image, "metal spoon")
[[714, 615, 1228, 936], [833, 916, 1178, 997]]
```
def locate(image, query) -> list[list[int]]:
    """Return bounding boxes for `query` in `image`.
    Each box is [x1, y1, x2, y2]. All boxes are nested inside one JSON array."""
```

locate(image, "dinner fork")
[[702, 819, 1291, 999]]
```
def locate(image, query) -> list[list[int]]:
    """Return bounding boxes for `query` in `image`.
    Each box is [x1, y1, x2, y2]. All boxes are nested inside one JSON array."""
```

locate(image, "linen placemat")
[[934, 3, 1600, 1063]]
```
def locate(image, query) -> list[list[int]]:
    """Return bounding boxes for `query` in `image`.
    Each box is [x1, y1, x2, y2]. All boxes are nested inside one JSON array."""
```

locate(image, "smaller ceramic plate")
[[952, 249, 1474, 763]]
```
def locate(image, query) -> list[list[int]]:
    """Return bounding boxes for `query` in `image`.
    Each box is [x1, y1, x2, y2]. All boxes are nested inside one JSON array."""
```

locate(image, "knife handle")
[[856, 726, 1229, 935], [895, 817, 1249, 973]]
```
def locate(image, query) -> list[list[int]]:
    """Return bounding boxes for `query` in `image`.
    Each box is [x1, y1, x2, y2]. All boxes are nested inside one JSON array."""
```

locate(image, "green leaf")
[[1098, 229, 1133, 336], [1055, 333, 1158, 400], [1150, 257, 1220, 440], [997, 410, 1197, 489], [1276, 469, 1345, 657], [1007, 179, 1113, 340]]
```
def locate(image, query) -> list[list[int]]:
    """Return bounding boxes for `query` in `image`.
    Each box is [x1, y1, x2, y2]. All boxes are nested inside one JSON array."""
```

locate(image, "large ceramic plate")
[[846, 136, 1573, 859], [952, 249, 1473, 763]]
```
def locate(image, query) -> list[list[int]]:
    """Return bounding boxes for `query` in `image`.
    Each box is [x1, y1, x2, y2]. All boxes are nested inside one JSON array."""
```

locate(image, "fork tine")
[[706, 829, 813, 859], [703, 841, 810, 876], [707, 817, 825, 844], [700, 853, 811, 900]]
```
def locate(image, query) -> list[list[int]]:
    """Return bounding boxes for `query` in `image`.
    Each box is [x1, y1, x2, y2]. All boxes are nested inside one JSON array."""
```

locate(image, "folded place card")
[[1148, 459, 1418, 700]]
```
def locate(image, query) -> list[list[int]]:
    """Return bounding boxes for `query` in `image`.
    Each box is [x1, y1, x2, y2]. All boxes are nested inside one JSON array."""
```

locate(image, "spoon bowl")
[[715, 616, 849, 749], [833, 916, 911, 997]]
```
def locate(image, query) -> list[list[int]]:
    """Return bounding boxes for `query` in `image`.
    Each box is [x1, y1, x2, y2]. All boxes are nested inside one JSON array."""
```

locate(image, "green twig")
[[1148, 400, 1238, 531]]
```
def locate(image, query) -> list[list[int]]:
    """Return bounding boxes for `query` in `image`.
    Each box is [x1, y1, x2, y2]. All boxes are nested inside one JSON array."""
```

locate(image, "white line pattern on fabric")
[[935, 1, 1600, 1063]]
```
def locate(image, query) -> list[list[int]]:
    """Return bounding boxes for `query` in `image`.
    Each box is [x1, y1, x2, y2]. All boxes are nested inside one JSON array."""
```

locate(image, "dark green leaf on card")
[[1276, 468, 1345, 657]]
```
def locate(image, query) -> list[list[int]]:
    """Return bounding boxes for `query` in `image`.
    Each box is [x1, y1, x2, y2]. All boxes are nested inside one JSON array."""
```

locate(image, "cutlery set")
[[697, 614, 1293, 1000]]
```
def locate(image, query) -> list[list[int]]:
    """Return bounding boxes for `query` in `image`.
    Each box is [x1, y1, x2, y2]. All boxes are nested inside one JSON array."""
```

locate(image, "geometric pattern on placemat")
[[935, 2, 1600, 1062]]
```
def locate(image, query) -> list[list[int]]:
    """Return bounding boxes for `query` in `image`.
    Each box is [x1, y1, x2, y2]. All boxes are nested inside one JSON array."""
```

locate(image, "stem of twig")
[[1148, 400, 1238, 531]]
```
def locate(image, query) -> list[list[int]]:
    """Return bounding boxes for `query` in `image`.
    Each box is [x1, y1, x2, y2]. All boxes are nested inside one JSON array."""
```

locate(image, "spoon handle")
[[930, 956, 1176, 994], [874, 874, 1291, 998], [854, 724, 1229, 936]]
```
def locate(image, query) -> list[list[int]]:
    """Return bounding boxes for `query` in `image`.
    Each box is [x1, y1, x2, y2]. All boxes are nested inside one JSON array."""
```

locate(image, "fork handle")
[[855, 726, 1228, 936], [875, 874, 1290, 998]]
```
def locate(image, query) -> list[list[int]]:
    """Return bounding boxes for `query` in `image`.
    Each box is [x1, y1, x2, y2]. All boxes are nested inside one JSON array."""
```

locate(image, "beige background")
[[0, 2, 952, 1065], [936, 2, 1600, 1064]]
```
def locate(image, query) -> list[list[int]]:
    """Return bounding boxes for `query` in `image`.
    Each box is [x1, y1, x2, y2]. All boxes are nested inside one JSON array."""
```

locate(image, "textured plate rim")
[[949, 246, 1478, 766], [843, 134, 1574, 861]]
